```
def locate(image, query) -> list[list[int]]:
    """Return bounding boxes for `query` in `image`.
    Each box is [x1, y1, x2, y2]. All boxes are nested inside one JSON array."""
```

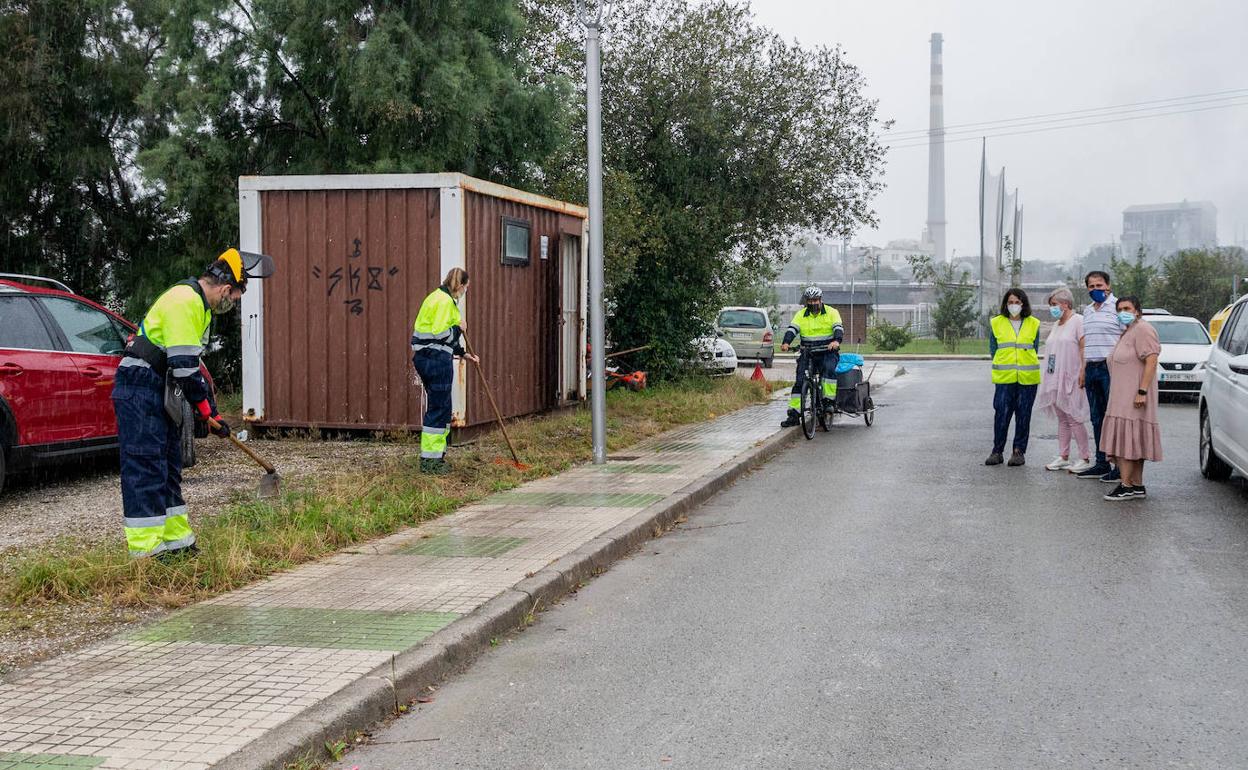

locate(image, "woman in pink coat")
[[1036, 287, 1094, 473]]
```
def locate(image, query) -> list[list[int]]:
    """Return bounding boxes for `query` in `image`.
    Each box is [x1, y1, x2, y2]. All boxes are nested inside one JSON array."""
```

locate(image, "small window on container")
[[502, 217, 531, 266]]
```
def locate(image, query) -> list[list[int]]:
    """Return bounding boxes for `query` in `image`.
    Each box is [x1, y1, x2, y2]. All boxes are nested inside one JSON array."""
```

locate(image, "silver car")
[[716, 307, 774, 367]]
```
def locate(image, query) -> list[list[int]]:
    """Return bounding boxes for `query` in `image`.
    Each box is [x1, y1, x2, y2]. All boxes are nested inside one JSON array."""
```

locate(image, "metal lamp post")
[[577, 0, 609, 464]]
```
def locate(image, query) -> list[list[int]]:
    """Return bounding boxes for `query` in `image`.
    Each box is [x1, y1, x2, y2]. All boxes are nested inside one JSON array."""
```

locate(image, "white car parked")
[[686, 334, 738, 376], [1148, 315, 1213, 396], [1199, 295, 1248, 481]]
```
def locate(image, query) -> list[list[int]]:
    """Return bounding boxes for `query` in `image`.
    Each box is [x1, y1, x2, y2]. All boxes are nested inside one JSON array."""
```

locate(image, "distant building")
[[847, 239, 935, 273], [1121, 201, 1217, 262]]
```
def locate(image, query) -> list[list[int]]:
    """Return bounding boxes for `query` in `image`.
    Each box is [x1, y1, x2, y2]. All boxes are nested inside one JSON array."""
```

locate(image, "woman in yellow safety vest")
[[410, 268, 477, 474], [986, 289, 1041, 467]]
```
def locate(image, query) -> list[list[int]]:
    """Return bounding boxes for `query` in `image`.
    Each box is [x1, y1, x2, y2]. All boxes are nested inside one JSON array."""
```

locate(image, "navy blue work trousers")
[[992, 382, 1038, 455], [413, 350, 454, 459], [112, 365, 185, 525], [790, 349, 841, 398], [1084, 360, 1112, 467]]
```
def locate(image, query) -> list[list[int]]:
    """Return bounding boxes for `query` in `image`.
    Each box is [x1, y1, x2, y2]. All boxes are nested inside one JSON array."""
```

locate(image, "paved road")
[[339, 362, 1248, 769]]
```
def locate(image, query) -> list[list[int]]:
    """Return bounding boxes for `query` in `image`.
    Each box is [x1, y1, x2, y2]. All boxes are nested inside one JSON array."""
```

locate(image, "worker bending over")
[[411, 267, 478, 474]]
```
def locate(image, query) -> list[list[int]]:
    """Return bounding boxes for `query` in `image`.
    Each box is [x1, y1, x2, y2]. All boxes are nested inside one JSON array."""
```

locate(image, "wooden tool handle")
[[461, 334, 523, 466], [208, 417, 277, 474]]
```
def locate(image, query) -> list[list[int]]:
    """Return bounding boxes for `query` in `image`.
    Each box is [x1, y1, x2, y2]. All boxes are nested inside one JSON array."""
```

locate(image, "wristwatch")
[[1137, 388, 1147, 396]]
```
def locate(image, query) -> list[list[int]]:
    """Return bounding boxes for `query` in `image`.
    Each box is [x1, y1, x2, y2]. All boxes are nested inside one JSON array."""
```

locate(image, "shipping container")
[[238, 174, 588, 432]]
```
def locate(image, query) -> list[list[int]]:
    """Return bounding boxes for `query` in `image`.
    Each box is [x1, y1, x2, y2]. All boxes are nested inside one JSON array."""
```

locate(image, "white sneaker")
[[1067, 458, 1095, 474], [1044, 457, 1072, 471]]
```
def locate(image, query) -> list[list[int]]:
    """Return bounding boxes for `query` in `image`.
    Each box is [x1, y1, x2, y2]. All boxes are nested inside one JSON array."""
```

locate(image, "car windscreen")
[[718, 310, 766, 328], [1150, 320, 1211, 345]]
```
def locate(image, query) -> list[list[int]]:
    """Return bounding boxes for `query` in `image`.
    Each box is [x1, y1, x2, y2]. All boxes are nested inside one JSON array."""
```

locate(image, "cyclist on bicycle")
[[780, 286, 844, 427]]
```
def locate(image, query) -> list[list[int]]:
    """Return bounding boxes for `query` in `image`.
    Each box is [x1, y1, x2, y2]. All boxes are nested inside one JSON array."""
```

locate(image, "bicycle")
[[797, 342, 836, 440]]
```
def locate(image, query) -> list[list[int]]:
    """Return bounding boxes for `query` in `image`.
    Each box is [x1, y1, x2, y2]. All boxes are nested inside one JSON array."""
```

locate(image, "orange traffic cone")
[[750, 362, 765, 381]]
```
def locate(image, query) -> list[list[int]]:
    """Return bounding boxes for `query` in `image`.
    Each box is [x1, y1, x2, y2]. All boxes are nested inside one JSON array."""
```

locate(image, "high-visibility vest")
[[118, 279, 212, 402], [411, 287, 463, 355], [990, 314, 1041, 385], [785, 305, 844, 347]]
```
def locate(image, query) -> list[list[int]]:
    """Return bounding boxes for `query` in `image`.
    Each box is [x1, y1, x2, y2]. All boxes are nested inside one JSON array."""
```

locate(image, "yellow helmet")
[[207, 248, 275, 289]]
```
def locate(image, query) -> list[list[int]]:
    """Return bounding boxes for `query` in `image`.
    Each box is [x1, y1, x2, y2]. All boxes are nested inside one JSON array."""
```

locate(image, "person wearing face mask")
[[1075, 271, 1126, 481], [986, 289, 1041, 466], [1099, 296, 1162, 500], [1035, 288, 1093, 473], [411, 267, 479, 474], [113, 248, 274, 558]]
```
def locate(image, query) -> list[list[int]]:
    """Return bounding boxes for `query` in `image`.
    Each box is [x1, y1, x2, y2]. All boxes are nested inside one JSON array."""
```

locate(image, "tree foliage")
[[1110, 244, 1158, 308], [909, 254, 976, 348], [1153, 247, 1247, 323]]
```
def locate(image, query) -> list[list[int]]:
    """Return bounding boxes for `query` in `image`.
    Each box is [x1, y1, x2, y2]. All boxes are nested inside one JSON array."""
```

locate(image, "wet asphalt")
[[338, 361, 1248, 769]]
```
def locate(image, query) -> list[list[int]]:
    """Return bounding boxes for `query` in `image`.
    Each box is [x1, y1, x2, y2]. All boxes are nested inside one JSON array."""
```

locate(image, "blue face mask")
[[1089, 289, 1108, 303], [1117, 311, 1136, 326], [1049, 305, 1063, 319]]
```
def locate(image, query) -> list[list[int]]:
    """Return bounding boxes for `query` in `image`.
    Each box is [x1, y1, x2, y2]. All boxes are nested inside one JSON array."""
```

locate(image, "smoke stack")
[[926, 33, 947, 262]]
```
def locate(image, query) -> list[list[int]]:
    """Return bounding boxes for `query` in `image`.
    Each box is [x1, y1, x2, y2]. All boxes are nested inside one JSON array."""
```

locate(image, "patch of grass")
[[3, 377, 769, 609], [844, 338, 989, 355]]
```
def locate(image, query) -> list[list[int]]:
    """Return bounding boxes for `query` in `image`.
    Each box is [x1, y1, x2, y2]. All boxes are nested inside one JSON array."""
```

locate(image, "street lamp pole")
[[578, 1, 608, 464]]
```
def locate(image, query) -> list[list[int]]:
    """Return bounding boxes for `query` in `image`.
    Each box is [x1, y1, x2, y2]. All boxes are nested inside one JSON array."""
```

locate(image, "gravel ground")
[[0, 432, 418, 674], [0, 432, 417, 556]]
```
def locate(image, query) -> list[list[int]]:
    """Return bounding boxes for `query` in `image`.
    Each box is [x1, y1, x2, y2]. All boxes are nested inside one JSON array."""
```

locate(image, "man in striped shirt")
[[1075, 270, 1126, 480]]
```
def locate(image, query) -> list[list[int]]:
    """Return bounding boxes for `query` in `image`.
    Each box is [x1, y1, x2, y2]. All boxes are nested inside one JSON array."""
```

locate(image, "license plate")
[[730, 332, 752, 339], [1160, 372, 1197, 382]]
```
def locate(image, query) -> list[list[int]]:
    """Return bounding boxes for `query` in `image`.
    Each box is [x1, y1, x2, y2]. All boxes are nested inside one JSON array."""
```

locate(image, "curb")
[[215, 415, 803, 770]]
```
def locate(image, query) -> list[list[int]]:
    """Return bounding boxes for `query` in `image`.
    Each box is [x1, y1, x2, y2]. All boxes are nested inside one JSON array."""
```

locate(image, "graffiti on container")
[[309, 239, 400, 317]]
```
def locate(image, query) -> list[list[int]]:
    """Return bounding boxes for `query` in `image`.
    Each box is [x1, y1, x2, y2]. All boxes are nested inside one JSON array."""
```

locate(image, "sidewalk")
[[0, 370, 899, 770]]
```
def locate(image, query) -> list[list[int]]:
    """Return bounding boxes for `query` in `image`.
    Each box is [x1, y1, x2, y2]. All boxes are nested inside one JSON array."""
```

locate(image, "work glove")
[[194, 400, 231, 438]]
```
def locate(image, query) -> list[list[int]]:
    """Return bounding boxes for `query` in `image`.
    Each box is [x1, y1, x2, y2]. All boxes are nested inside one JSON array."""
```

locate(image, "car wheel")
[[180, 399, 197, 469], [1200, 407, 1232, 481], [761, 357, 773, 369]]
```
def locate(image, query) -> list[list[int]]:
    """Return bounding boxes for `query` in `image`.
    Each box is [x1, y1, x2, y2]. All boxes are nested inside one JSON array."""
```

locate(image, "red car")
[[0, 274, 212, 495]]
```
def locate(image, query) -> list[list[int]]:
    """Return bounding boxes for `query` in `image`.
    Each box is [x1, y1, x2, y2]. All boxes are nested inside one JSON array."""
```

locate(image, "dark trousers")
[[112, 365, 189, 555], [413, 350, 454, 459], [992, 382, 1038, 454], [790, 349, 840, 399], [1084, 360, 1111, 467]]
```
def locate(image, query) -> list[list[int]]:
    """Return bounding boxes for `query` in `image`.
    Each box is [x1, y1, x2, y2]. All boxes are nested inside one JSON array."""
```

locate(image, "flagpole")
[[978, 138, 986, 328]]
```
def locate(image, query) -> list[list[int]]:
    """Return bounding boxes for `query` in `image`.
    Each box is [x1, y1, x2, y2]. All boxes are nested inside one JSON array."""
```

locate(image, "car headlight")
[[1193, 362, 1205, 370]]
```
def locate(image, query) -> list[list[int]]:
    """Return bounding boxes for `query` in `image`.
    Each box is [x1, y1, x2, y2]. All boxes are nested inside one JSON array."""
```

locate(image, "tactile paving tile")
[[128, 606, 457, 651], [0, 754, 103, 769], [485, 491, 666, 508], [592, 464, 681, 474], [396, 533, 528, 557]]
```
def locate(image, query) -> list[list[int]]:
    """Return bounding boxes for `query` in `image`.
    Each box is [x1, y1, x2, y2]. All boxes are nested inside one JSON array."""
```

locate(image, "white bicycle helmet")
[[802, 286, 823, 301]]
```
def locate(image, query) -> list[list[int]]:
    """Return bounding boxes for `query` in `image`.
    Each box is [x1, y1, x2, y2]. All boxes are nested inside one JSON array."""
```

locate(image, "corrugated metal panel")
[[463, 192, 582, 424], [259, 188, 440, 430]]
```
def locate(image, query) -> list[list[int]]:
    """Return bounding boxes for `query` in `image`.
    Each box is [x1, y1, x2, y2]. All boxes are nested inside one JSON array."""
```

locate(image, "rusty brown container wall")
[[240, 174, 587, 435], [258, 188, 440, 430], [463, 191, 581, 425]]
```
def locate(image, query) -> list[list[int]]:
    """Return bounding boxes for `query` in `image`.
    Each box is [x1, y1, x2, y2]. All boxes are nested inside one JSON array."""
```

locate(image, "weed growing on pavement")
[[3, 377, 769, 610]]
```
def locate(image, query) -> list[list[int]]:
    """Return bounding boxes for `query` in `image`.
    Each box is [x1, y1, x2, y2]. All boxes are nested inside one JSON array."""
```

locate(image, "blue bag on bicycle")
[[835, 353, 864, 373]]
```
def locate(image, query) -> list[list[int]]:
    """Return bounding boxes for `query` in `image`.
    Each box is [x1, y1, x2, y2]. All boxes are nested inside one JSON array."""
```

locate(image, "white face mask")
[[1007, 303, 1023, 317]]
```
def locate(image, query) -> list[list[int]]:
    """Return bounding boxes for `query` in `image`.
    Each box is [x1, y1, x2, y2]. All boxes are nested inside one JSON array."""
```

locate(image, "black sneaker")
[[1103, 484, 1136, 501], [1007, 451, 1025, 467], [780, 409, 800, 428], [1100, 467, 1121, 483], [985, 452, 1004, 466], [1130, 485, 1147, 499], [1075, 464, 1110, 479]]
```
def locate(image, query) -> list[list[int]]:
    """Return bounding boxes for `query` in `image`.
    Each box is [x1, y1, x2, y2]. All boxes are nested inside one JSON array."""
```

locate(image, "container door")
[[559, 235, 582, 402]]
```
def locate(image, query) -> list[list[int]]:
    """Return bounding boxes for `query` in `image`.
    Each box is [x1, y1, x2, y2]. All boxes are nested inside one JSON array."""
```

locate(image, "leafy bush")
[[869, 320, 913, 351]]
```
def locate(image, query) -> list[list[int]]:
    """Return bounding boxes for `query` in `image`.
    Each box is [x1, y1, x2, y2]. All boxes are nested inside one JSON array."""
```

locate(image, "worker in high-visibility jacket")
[[113, 249, 274, 558], [779, 286, 844, 427], [985, 288, 1042, 467], [411, 267, 478, 474]]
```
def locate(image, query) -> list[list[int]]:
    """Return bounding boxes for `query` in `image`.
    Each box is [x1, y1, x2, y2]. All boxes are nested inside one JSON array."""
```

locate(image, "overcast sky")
[[748, 0, 1248, 263]]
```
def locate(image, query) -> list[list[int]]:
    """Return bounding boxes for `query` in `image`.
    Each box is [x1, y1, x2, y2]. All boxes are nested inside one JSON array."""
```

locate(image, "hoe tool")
[[461, 334, 530, 471], [207, 417, 282, 498]]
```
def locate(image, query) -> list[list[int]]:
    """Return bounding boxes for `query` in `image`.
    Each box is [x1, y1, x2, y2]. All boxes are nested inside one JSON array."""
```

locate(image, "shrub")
[[869, 320, 913, 351]]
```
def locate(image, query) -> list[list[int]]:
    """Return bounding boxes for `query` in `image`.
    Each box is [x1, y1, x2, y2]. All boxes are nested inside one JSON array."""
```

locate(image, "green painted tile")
[[487, 491, 666, 508], [398, 533, 527, 557], [129, 606, 458, 651], [595, 464, 680, 474], [0, 754, 104, 770], [646, 440, 738, 451]]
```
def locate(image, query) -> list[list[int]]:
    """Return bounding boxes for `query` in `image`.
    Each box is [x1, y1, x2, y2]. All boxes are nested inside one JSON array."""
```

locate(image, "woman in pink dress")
[[1035, 288, 1093, 473], [1100, 295, 1162, 501]]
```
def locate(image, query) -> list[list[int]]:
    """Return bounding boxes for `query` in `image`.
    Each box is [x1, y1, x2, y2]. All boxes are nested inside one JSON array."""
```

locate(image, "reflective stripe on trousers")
[[413, 350, 454, 460], [112, 365, 195, 557]]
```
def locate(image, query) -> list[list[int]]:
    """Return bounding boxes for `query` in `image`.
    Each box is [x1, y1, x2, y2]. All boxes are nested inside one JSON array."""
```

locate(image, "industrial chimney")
[[926, 33, 947, 263]]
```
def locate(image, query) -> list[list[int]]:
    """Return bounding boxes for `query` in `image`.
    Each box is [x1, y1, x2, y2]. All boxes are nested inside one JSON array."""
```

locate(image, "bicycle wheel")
[[863, 396, 875, 426], [800, 377, 817, 440], [817, 380, 832, 432]]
